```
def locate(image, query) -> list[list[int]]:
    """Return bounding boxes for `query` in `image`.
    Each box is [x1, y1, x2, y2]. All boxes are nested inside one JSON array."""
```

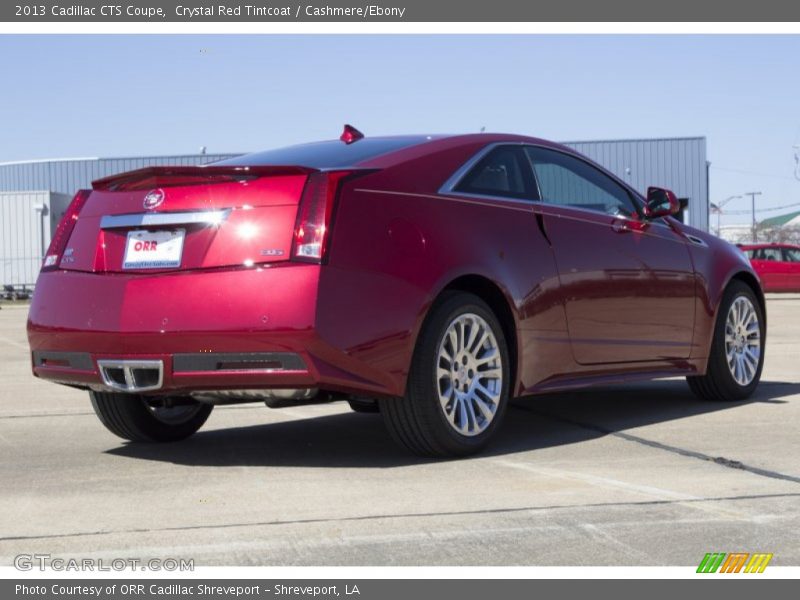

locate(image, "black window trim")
[[447, 143, 537, 202], [439, 141, 660, 225], [438, 142, 538, 205]]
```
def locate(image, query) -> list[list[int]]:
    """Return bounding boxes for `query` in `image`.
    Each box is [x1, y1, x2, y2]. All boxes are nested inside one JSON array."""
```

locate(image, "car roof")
[[214, 132, 575, 170], [357, 132, 575, 160], [351, 133, 582, 171]]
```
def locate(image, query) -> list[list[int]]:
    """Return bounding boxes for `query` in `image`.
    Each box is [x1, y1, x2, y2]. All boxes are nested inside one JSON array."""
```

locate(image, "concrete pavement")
[[0, 296, 798, 566]]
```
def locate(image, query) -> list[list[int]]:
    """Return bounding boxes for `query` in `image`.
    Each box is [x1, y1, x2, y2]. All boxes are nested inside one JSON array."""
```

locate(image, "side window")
[[766, 248, 782, 260], [525, 146, 639, 217], [454, 146, 534, 200], [754, 248, 782, 261], [783, 248, 800, 262]]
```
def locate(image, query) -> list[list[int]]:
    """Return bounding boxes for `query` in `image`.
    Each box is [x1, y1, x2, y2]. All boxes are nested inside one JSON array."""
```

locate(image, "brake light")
[[292, 171, 353, 263], [41, 189, 91, 271]]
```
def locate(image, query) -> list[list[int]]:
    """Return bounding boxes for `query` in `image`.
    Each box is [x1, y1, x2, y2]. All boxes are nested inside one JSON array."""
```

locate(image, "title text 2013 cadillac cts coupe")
[[27, 127, 766, 456]]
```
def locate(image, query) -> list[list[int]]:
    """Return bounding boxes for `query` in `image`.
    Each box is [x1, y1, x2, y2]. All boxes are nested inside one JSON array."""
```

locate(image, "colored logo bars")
[[697, 552, 773, 573]]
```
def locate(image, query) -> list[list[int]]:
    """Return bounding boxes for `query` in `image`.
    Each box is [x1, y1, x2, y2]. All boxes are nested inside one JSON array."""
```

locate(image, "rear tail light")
[[41, 189, 91, 271], [292, 171, 354, 263]]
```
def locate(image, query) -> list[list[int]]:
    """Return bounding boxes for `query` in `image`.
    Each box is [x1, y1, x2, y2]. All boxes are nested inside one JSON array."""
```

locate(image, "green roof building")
[[760, 210, 800, 228]]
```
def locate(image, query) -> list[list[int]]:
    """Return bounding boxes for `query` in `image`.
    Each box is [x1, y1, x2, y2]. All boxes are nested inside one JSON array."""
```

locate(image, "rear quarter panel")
[[316, 169, 568, 398]]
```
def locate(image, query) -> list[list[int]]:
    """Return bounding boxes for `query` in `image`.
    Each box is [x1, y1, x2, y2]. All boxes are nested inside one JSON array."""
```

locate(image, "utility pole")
[[746, 191, 762, 242], [711, 194, 742, 237]]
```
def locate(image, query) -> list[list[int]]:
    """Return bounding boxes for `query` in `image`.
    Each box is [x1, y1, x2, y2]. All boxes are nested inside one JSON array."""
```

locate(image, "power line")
[[722, 201, 800, 215], [711, 164, 800, 181]]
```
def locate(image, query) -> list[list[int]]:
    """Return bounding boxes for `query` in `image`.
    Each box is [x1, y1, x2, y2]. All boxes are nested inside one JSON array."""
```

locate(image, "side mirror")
[[644, 187, 680, 219]]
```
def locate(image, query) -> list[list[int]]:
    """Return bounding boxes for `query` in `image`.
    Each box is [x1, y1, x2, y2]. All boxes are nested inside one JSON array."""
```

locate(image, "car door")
[[524, 145, 696, 365], [750, 247, 785, 292], [780, 247, 800, 291]]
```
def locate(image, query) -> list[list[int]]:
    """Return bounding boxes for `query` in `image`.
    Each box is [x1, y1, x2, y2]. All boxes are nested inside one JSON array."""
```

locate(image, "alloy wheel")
[[436, 313, 503, 436], [724, 296, 761, 386]]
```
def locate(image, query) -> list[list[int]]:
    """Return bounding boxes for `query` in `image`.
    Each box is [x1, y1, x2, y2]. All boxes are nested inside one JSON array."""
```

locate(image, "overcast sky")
[[2, 34, 799, 225]]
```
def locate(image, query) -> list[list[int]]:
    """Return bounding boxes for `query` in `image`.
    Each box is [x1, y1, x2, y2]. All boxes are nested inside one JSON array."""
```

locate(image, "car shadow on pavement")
[[106, 379, 798, 468]]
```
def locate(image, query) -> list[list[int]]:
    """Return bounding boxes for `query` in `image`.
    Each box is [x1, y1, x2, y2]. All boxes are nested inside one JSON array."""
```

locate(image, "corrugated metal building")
[[0, 154, 238, 287], [0, 154, 239, 197], [1, 191, 72, 286], [0, 138, 709, 286]]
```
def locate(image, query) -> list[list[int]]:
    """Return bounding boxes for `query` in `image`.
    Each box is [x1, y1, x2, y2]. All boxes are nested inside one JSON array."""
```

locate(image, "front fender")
[[686, 234, 764, 360]]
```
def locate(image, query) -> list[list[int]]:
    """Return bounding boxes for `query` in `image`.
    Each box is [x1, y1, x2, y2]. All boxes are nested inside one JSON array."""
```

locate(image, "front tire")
[[379, 292, 510, 457], [90, 392, 213, 442], [687, 280, 765, 402]]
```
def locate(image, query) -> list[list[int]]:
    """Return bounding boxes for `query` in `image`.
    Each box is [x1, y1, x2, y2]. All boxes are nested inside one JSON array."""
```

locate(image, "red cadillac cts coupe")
[[27, 128, 766, 456]]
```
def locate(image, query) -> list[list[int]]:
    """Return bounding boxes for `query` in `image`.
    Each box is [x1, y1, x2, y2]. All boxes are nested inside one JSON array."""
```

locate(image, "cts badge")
[[143, 189, 165, 210]]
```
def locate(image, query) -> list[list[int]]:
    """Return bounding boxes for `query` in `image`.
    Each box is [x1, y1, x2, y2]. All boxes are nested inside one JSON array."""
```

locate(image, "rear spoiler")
[[92, 165, 315, 191]]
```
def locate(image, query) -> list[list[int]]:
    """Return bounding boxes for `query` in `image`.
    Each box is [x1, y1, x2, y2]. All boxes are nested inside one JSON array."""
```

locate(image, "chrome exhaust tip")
[[97, 359, 164, 392]]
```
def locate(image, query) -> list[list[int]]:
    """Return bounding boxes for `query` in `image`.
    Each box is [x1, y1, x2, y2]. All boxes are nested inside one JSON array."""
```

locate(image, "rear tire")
[[687, 280, 765, 402], [90, 392, 213, 442], [379, 292, 510, 457]]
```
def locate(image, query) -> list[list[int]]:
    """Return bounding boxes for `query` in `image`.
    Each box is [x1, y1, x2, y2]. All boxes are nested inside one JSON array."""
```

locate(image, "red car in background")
[[738, 243, 800, 292], [27, 128, 766, 457]]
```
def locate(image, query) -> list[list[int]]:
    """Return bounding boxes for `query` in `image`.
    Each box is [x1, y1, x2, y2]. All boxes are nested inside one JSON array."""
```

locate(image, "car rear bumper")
[[27, 265, 398, 397], [30, 349, 319, 394]]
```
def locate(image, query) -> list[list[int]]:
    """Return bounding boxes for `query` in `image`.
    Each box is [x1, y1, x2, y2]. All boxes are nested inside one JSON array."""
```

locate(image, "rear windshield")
[[214, 137, 433, 169]]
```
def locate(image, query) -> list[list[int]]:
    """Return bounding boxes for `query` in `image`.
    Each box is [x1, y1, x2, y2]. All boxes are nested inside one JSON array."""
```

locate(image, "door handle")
[[612, 219, 647, 233], [612, 220, 630, 233]]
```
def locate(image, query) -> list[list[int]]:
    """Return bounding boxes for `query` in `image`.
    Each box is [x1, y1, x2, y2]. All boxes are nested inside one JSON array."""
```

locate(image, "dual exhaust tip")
[[97, 360, 164, 392]]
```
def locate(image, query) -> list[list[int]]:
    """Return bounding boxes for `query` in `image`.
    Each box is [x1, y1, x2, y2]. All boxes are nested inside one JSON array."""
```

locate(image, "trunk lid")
[[62, 166, 313, 273]]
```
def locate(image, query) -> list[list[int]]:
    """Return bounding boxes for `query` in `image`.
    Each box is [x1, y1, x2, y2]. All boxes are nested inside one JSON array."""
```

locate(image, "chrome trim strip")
[[441, 190, 537, 207], [97, 359, 164, 393], [100, 209, 231, 229], [354, 188, 534, 213], [545, 204, 672, 232], [534, 206, 688, 246]]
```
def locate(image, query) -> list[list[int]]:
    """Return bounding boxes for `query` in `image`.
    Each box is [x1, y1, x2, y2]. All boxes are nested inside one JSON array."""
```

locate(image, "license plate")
[[123, 229, 185, 269]]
